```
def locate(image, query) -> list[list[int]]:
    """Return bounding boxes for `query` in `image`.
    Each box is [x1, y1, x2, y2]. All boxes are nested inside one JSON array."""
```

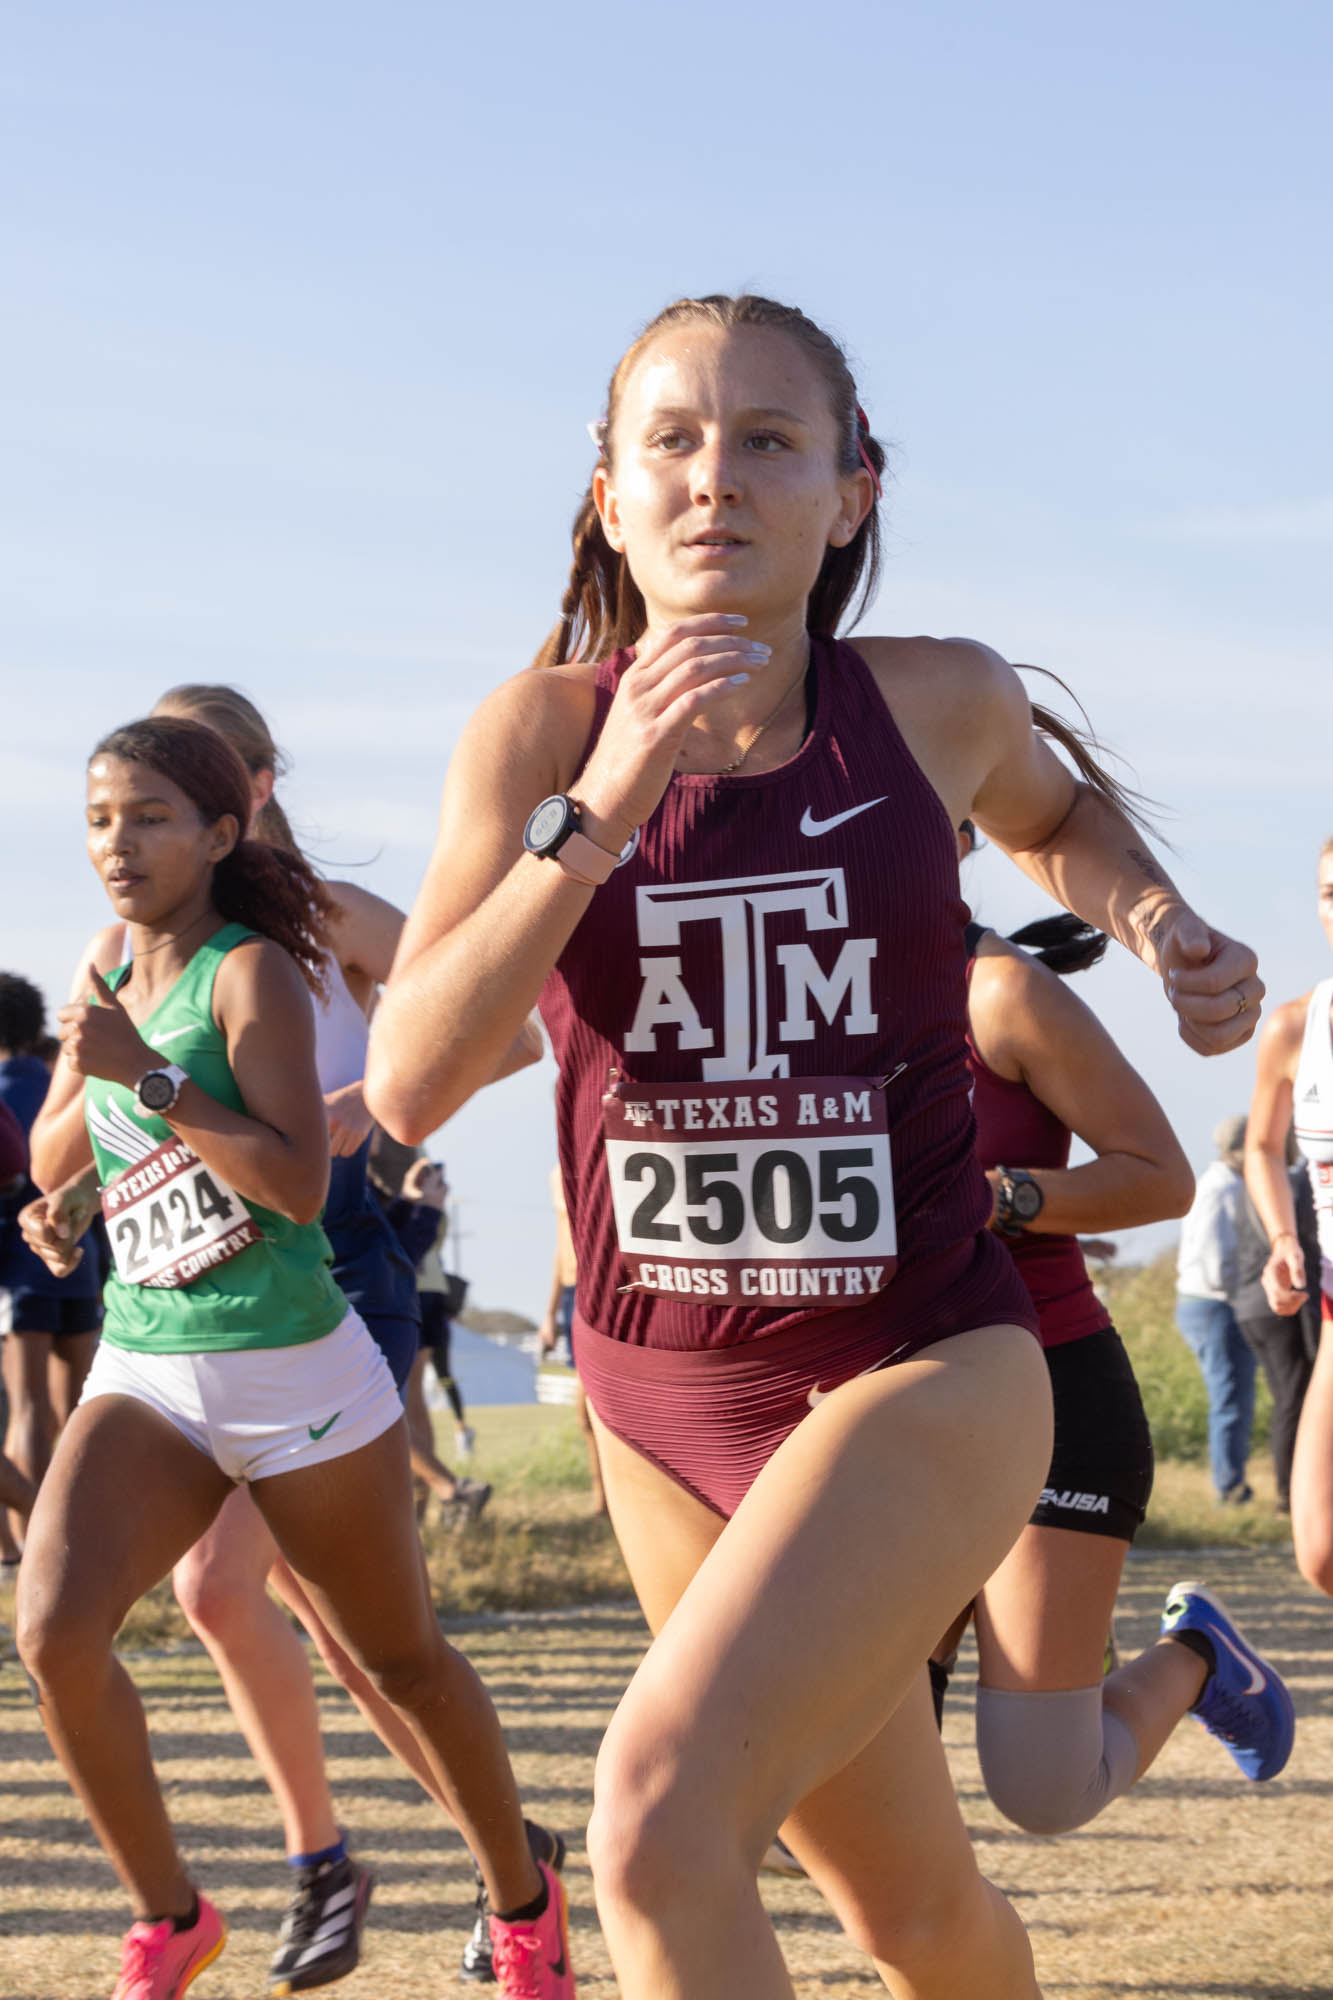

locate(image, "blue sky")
[[4, 2, 1329, 1314]]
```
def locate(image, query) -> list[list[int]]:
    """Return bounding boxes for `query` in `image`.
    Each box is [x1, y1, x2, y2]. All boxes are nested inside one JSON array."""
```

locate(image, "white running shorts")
[[79, 1309, 403, 1482]]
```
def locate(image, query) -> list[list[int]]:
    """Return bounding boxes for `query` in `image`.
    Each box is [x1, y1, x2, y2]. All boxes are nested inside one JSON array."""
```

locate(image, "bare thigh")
[[249, 1416, 441, 1665], [592, 1401, 993, 1947], [974, 1523, 1129, 1690], [4, 1330, 54, 1414], [173, 1480, 280, 1605], [591, 1323, 1051, 1884], [49, 1330, 100, 1429], [19, 1395, 232, 1649]]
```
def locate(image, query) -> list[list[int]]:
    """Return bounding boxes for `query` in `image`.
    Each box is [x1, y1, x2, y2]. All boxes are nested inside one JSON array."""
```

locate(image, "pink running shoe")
[[488, 1859, 575, 1998], [111, 1895, 226, 2000]]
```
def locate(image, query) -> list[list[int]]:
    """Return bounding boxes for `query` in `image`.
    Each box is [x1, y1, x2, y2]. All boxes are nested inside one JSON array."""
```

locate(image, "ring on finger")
[[1233, 988, 1249, 1018]]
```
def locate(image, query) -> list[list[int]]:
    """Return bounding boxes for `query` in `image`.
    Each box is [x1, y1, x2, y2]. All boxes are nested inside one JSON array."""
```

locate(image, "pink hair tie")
[[855, 405, 883, 500]]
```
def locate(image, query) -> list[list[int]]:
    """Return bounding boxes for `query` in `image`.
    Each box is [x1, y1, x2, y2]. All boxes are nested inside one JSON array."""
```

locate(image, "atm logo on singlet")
[[625, 867, 877, 1079]]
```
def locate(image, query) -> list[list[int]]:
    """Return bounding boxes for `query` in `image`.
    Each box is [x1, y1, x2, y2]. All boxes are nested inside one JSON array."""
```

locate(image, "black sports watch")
[[522, 794, 619, 887], [134, 1063, 189, 1116], [994, 1166, 1044, 1236]]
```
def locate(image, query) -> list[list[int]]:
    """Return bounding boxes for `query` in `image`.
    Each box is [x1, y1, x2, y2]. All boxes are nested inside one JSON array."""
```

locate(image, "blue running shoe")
[[1160, 1579, 1295, 1781]]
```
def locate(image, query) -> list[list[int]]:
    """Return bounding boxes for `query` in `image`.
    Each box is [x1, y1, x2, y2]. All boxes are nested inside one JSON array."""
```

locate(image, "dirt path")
[[3, 1547, 1331, 1998]]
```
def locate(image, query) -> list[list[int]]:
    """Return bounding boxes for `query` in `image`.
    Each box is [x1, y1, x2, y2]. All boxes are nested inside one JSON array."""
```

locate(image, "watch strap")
[[136, 1062, 189, 1113], [995, 1165, 1042, 1236], [554, 826, 619, 886]]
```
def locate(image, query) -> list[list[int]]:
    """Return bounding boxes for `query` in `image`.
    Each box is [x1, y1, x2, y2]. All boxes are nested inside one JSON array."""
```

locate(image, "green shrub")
[[1102, 1251, 1270, 1464]]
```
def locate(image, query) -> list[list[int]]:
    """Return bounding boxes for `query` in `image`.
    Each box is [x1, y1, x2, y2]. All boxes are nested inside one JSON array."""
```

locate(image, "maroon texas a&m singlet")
[[964, 931, 1111, 1350], [538, 634, 996, 1350]]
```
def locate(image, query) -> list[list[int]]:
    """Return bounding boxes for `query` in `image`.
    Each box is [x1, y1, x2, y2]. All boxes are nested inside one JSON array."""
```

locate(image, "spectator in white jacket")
[[1176, 1115, 1257, 1503]]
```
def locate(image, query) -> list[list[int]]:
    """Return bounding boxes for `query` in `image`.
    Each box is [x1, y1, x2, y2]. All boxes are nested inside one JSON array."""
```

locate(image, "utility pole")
[[448, 1198, 472, 1278]]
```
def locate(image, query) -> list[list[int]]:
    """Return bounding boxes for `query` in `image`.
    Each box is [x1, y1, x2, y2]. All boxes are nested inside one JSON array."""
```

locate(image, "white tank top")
[[1293, 977, 1333, 1296], [119, 924, 368, 1095], [314, 957, 369, 1094]]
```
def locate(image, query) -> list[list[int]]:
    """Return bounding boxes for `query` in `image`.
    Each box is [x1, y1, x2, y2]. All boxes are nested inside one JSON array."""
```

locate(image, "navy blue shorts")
[[363, 1312, 420, 1396], [0, 1289, 103, 1339]]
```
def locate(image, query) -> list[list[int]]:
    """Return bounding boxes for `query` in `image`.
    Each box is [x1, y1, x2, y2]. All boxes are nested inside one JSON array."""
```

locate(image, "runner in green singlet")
[[16, 715, 576, 2000]]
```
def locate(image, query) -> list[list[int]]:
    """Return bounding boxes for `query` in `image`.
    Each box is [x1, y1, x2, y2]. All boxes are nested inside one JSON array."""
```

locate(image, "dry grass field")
[[3, 1543, 1332, 1999]]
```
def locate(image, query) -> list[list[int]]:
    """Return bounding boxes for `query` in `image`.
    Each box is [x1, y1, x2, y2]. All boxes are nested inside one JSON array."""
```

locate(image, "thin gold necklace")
[[125, 910, 214, 960], [719, 650, 811, 775]]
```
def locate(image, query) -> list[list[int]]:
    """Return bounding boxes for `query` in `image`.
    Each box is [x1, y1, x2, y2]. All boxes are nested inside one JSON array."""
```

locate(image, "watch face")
[[1012, 1178, 1044, 1221], [525, 796, 570, 854], [138, 1071, 176, 1112]]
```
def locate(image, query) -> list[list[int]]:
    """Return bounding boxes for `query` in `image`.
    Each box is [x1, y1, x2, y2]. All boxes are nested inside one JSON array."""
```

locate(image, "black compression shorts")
[[1029, 1324, 1153, 1542]]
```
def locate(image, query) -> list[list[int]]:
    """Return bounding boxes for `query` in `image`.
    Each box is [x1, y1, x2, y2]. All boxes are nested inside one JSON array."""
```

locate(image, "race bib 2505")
[[604, 1075, 896, 1306], [102, 1138, 261, 1289]]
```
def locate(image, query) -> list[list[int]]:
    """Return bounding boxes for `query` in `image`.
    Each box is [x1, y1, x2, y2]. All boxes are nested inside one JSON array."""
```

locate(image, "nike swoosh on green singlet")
[[307, 1413, 342, 1440]]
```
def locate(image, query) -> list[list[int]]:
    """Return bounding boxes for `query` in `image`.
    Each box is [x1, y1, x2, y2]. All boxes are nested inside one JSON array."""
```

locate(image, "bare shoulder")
[[323, 879, 402, 927], [213, 933, 312, 1024], [849, 635, 1027, 818], [462, 661, 601, 776], [1259, 992, 1317, 1059], [69, 922, 130, 998], [968, 933, 1066, 1073], [854, 633, 1019, 719], [971, 929, 1043, 993]]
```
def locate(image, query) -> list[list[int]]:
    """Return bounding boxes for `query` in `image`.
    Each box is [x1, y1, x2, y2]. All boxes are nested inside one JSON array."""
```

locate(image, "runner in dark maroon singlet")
[[369, 293, 1263, 2000], [925, 898, 1293, 1842]]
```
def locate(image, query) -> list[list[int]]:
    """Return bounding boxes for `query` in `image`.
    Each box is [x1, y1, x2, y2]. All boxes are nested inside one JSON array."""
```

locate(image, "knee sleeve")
[[975, 1685, 1139, 1835]]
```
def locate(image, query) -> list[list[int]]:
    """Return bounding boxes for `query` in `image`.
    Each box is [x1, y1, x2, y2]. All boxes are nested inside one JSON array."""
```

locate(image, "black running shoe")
[[269, 1854, 373, 1995], [459, 1819, 566, 1984]]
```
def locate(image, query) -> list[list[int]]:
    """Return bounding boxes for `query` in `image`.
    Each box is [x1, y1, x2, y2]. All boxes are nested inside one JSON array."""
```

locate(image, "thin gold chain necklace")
[[718, 649, 812, 775]]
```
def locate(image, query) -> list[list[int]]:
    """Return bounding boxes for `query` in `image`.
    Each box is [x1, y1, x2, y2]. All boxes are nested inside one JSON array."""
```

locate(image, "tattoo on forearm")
[[1127, 846, 1174, 893], [1139, 911, 1174, 960], [1126, 847, 1181, 962]]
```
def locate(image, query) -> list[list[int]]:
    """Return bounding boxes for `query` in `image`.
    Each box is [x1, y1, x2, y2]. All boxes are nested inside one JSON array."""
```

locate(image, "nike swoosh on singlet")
[[799, 797, 888, 837], [308, 1413, 342, 1441], [152, 1024, 195, 1044]]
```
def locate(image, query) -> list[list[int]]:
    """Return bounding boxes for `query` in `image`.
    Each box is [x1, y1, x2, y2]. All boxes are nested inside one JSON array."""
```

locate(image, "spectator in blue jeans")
[[1176, 1114, 1257, 1503]]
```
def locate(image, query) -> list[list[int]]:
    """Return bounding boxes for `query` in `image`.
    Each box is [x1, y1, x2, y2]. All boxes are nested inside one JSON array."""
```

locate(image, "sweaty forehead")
[[620, 324, 836, 428], [86, 754, 176, 805]]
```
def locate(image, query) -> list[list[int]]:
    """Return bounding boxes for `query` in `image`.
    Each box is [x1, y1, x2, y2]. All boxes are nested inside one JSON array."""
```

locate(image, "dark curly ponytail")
[[91, 718, 332, 995], [1006, 914, 1109, 975]]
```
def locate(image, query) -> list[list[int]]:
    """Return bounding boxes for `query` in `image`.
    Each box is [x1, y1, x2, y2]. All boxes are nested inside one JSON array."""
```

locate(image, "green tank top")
[[86, 922, 347, 1354]]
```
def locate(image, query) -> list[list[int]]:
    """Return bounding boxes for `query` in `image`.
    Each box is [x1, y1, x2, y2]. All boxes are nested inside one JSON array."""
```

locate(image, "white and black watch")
[[134, 1063, 189, 1116], [522, 794, 619, 887]]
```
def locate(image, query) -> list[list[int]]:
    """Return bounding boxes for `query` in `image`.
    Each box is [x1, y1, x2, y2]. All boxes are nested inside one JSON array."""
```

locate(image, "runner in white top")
[[1245, 835, 1333, 1595]]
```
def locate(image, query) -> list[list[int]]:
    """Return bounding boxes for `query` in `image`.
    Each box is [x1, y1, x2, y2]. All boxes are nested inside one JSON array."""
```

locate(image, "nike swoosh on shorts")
[[807, 1355, 891, 1409], [308, 1413, 342, 1441], [799, 797, 888, 837]]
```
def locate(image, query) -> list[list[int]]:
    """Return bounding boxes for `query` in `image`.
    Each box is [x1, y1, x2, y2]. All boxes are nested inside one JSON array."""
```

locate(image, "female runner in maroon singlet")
[[930, 900, 1291, 1838], [368, 295, 1262, 2000]]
